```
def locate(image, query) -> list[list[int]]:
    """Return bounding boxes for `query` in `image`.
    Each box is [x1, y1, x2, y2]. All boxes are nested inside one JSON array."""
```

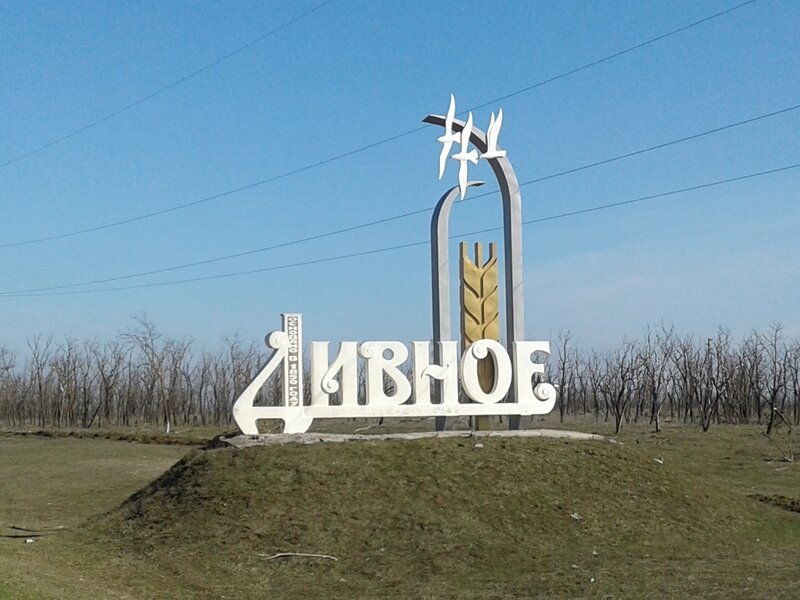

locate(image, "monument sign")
[[232, 96, 556, 435]]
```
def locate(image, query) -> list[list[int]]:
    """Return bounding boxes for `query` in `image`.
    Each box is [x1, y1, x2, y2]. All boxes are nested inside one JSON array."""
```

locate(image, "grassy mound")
[[89, 437, 799, 599]]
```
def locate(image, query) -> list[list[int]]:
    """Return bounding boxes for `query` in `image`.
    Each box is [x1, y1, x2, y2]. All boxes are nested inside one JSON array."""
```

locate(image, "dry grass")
[[0, 436, 187, 599], [0, 423, 798, 599]]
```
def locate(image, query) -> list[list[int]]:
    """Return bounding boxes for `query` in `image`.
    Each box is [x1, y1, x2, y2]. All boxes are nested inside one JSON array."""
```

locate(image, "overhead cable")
[[0, 0, 760, 248], [0, 102, 795, 294], [5, 161, 796, 298], [0, 0, 337, 170]]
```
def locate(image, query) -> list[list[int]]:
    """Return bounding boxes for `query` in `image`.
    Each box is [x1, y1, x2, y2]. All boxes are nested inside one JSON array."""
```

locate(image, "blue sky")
[[0, 0, 798, 352]]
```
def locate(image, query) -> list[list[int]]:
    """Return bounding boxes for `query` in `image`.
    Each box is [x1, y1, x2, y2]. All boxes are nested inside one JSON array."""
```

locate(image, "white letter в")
[[359, 342, 412, 406]]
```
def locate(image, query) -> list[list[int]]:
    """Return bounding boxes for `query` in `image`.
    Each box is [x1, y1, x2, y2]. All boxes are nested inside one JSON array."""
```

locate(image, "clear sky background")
[[1, 0, 798, 353]]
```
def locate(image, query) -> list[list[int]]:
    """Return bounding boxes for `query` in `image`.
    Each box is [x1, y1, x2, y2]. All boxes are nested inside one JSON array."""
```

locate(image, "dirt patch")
[[1, 428, 212, 446], [753, 493, 800, 513]]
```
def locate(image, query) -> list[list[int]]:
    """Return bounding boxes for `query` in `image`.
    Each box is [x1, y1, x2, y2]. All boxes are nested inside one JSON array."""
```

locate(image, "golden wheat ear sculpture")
[[459, 242, 500, 411]]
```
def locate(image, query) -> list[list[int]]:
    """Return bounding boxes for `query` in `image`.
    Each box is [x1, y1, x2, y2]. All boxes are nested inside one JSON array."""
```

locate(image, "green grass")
[[0, 425, 230, 446], [1, 424, 798, 599], [542, 417, 799, 498], [0, 436, 188, 599], [0, 581, 38, 600]]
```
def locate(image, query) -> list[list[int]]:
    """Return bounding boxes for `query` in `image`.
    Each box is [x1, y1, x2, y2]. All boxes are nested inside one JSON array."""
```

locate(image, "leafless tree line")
[[0, 319, 270, 430], [553, 324, 800, 434], [0, 320, 798, 435]]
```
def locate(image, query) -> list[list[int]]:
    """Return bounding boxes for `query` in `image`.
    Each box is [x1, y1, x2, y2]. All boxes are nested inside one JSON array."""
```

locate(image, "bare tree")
[[788, 341, 800, 426], [0, 346, 16, 425], [598, 341, 638, 434], [27, 335, 53, 428], [759, 324, 788, 435], [91, 340, 125, 427], [555, 330, 572, 423], [638, 325, 674, 433], [123, 318, 190, 433]]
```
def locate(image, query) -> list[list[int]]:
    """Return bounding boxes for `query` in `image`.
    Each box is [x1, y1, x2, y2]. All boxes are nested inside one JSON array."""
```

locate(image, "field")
[[0, 421, 798, 599]]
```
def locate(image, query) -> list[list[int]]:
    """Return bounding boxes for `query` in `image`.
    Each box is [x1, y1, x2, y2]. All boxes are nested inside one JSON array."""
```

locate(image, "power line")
[[475, 104, 800, 200], [481, 162, 799, 230], [0, 0, 337, 171], [1, 103, 796, 295], [0, 206, 432, 293], [465, 0, 759, 112], [0, 126, 423, 249], [6, 161, 796, 298], [0, 0, 760, 249]]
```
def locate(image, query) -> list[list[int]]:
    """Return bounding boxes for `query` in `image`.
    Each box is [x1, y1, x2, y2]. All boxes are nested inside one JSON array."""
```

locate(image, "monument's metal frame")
[[425, 114, 526, 429]]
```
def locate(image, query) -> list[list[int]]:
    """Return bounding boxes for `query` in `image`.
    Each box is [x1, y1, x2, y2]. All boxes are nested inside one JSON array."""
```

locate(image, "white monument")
[[232, 97, 555, 435]]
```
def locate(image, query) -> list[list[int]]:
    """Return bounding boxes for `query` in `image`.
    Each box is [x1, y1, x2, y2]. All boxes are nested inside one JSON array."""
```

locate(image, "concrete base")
[[222, 428, 613, 449]]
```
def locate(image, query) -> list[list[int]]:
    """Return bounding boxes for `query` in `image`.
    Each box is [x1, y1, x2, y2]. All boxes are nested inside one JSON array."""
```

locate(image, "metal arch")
[[424, 113, 526, 424], [430, 181, 485, 351], [430, 181, 488, 433]]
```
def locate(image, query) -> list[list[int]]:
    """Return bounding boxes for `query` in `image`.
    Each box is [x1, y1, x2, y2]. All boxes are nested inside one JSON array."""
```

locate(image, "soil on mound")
[[89, 437, 768, 599]]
